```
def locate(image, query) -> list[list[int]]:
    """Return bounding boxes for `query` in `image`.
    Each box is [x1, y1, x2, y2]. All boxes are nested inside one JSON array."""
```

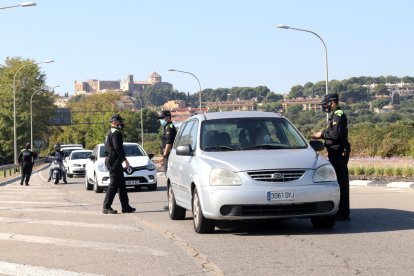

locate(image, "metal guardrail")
[[0, 158, 48, 179]]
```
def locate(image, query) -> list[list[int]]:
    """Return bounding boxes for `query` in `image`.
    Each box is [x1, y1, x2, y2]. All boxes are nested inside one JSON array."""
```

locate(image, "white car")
[[61, 146, 83, 159], [85, 142, 157, 193], [64, 149, 92, 178], [166, 111, 340, 233]]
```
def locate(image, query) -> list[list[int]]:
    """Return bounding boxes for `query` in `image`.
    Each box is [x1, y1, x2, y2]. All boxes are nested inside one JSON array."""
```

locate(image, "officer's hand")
[[123, 159, 130, 169], [160, 159, 164, 167], [311, 131, 322, 139]]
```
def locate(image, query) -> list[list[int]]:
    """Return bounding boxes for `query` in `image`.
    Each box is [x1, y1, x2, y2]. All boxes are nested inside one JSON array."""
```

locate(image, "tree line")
[[1, 56, 413, 164]]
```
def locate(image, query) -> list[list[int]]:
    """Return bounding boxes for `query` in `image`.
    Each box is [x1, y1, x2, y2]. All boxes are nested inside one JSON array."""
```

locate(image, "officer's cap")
[[157, 110, 172, 119], [110, 114, 124, 122], [320, 93, 339, 105]]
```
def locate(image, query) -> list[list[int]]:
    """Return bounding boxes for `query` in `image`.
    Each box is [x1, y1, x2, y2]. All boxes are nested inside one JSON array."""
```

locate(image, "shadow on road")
[[212, 208, 414, 235]]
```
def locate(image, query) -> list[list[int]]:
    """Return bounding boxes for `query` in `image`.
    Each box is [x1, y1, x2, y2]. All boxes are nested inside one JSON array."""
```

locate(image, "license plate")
[[126, 180, 140, 185], [267, 191, 295, 201]]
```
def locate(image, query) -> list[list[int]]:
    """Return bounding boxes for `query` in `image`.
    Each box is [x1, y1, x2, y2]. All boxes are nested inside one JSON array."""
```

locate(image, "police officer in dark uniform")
[[18, 142, 35, 186], [157, 111, 177, 173], [312, 93, 351, 221], [48, 143, 68, 184], [102, 114, 136, 214]]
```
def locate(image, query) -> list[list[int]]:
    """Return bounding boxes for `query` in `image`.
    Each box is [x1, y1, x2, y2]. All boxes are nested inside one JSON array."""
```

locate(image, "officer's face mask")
[[160, 119, 167, 127], [321, 101, 332, 113], [116, 122, 125, 130]]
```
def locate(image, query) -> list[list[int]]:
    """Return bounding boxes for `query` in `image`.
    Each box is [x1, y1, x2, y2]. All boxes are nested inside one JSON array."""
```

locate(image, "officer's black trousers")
[[103, 160, 130, 210], [21, 164, 33, 185], [328, 151, 350, 217]]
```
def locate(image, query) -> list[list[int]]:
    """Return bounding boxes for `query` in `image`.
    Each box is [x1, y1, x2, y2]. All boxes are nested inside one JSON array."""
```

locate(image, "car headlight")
[[147, 161, 155, 171], [210, 169, 241, 186], [97, 162, 108, 172], [313, 164, 337, 182]]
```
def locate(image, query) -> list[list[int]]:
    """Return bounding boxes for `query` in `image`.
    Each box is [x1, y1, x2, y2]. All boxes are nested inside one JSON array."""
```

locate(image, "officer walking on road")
[[18, 142, 35, 186], [157, 111, 177, 173], [102, 114, 136, 214], [312, 93, 351, 221]]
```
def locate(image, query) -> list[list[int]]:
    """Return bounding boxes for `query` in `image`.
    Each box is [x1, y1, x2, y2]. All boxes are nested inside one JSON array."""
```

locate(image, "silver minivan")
[[166, 111, 340, 233]]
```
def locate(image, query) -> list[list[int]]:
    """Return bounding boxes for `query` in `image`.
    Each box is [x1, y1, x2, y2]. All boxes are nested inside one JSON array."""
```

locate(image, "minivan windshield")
[[201, 117, 307, 151]]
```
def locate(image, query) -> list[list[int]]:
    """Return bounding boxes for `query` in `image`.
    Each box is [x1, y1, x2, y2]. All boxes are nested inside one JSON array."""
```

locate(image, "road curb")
[[350, 180, 414, 189]]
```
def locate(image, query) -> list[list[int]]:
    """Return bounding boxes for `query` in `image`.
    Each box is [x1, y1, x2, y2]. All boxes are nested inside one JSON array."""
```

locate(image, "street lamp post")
[[30, 85, 59, 152], [138, 98, 144, 149], [0, 2, 36, 9], [167, 69, 202, 111], [13, 59, 54, 164], [277, 24, 329, 97]]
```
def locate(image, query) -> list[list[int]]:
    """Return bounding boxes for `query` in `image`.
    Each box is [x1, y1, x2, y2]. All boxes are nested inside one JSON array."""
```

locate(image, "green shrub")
[[403, 167, 414, 178], [385, 167, 394, 177], [365, 166, 375, 176], [374, 167, 384, 176], [394, 167, 403, 177], [355, 166, 365, 175]]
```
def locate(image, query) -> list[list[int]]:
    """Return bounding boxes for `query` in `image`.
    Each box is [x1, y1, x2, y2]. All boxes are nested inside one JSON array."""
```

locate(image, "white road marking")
[[0, 201, 75, 205], [350, 180, 372, 186], [0, 196, 63, 200], [387, 182, 414, 188], [0, 232, 168, 256], [0, 217, 142, 232], [0, 207, 99, 215], [0, 261, 102, 276]]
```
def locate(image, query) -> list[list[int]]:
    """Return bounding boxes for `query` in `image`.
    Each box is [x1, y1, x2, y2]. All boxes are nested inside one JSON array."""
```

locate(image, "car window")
[[201, 117, 307, 151], [124, 145, 145, 157], [175, 121, 195, 148], [98, 144, 145, 157], [188, 120, 199, 150], [99, 146, 106, 158], [92, 146, 98, 158], [71, 151, 92, 160], [173, 121, 187, 150]]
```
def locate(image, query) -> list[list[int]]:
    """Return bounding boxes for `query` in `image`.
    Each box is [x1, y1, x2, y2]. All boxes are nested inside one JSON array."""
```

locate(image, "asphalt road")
[[0, 165, 413, 275]]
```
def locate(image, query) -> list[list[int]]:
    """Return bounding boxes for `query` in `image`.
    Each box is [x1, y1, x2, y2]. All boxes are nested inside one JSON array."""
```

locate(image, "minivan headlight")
[[97, 162, 108, 172], [210, 169, 241, 186], [313, 164, 337, 182]]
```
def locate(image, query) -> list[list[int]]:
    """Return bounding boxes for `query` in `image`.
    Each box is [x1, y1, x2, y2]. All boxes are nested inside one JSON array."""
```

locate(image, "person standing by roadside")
[[312, 93, 351, 221], [18, 142, 35, 186], [102, 114, 136, 214], [157, 111, 177, 173]]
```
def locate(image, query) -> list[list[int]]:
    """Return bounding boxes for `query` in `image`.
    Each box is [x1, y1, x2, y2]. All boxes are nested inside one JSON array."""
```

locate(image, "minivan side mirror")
[[176, 144, 193, 156], [309, 140, 324, 152], [148, 153, 154, 160]]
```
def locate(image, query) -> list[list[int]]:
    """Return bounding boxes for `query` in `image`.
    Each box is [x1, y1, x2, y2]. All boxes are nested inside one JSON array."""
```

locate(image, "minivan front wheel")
[[168, 184, 185, 220], [192, 188, 215, 234]]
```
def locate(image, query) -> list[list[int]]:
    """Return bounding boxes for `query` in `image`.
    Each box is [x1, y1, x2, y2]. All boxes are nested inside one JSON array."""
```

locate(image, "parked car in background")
[[64, 149, 93, 178], [61, 144, 83, 149], [85, 142, 157, 193], [61, 146, 83, 158], [166, 111, 340, 233]]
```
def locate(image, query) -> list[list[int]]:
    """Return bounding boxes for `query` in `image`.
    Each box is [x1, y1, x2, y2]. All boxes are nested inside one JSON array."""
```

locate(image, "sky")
[[1, 0, 413, 96]]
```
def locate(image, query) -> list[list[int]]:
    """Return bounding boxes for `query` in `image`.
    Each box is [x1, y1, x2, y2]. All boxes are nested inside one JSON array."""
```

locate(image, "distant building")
[[282, 97, 322, 113], [163, 100, 186, 110], [74, 72, 171, 96], [205, 100, 256, 112]]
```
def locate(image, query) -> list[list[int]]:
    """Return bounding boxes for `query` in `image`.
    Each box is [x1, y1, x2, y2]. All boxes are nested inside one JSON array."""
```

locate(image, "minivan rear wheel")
[[168, 184, 185, 220], [192, 188, 215, 233]]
